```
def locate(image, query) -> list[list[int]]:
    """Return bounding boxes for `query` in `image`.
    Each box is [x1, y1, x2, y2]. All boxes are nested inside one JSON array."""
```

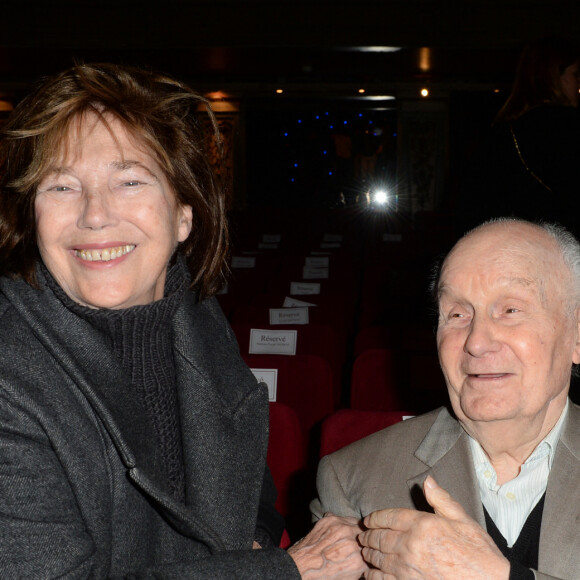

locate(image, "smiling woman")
[[34, 113, 193, 309], [0, 63, 322, 579], [0, 64, 228, 299]]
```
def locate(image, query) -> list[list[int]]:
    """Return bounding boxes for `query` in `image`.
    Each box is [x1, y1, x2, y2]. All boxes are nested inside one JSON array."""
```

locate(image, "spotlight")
[[373, 189, 388, 206]]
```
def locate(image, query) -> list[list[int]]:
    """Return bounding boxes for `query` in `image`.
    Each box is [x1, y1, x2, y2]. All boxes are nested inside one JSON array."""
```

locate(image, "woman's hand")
[[288, 514, 368, 579]]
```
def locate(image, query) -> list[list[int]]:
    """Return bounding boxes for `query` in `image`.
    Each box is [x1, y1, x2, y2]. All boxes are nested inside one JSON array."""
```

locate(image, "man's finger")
[[363, 506, 420, 531], [423, 475, 471, 521]]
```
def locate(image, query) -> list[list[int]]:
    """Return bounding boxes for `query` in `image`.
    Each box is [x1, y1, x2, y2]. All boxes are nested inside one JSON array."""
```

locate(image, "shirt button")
[[483, 470, 492, 478], [506, 492, 516, 501]]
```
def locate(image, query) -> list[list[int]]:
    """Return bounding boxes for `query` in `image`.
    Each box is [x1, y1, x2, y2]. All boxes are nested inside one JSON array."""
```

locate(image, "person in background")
[[0, 62, 366, 579], [457, 38, 580, 236], [313, 218, 580, 579]]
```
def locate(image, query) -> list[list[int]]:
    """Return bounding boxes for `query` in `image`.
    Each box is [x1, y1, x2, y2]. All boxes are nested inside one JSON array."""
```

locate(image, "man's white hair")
[[540, 221, 580, 311]]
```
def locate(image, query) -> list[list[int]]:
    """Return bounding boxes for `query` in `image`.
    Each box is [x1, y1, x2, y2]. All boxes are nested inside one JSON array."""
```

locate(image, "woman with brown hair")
[[0, 63, 366, 578], [457, 37, 580, 236]]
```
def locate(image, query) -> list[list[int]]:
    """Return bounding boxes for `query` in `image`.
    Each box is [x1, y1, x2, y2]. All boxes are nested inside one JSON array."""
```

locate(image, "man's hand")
[[288, 513, 369, 579], [358, 476, 511, 579]]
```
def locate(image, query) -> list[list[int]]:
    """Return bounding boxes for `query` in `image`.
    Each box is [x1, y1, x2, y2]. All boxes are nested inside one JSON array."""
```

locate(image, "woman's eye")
[[122, 181, 141, 187]]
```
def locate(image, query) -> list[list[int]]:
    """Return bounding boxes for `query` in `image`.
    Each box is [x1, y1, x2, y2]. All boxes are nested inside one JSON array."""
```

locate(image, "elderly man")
[[312, 218, 580, 579]]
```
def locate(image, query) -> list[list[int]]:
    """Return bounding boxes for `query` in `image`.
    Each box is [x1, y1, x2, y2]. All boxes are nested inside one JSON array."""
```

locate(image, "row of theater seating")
[[222, 207, 455, 538], [268, 403, 416, 543]]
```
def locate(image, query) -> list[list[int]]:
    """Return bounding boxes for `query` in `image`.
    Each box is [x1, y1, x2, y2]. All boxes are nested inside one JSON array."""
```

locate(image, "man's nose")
[[463, 314, 501, 357], [76, 190, 116, 230]]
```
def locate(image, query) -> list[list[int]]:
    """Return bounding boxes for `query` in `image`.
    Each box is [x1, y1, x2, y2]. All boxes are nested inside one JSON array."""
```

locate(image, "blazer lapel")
[[407, 408, 485, 527], [538, 403, 580, 577]]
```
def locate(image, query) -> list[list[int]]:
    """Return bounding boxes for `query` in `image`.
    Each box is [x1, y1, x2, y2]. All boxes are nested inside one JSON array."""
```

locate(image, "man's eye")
[[506, 307, 520, 314], [450, 312, 465, 319]]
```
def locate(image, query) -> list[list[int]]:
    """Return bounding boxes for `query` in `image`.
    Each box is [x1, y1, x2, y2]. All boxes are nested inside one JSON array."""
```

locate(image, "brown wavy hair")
[[494, 37, 580, 124], [0, 62, 229, 299]]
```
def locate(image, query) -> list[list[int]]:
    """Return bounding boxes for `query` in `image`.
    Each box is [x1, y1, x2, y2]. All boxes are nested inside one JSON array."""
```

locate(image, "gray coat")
[[312, 405, 580, 580], [0, 271, 300, 579]]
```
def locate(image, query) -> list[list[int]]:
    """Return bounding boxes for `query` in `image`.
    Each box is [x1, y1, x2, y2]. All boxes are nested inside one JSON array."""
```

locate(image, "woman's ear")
[[177, 205, 193, 242]]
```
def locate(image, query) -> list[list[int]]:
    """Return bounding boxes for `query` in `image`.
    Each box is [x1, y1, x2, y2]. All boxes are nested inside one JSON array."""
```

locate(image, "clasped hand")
[[358, 475, 510, 579]]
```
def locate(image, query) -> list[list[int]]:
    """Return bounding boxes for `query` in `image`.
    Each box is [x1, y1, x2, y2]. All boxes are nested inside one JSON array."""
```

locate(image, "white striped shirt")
[[468, 401, 568, 547]]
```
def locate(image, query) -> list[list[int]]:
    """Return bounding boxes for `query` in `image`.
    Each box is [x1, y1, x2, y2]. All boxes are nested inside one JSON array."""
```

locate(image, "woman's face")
[[35, 113, 193, 309], [560, 62, 580, 107]]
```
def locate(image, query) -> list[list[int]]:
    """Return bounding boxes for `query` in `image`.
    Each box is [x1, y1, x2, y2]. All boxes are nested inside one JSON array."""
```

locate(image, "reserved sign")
[[303, 266, 329, 279], [290, 281, 321, 295], [249, 329, 297, 355], [269, 307, 309, 325], [323, 234, 343, 242], [231, 256, 256, 268], [250, 368, 278, 401], [283, 296, 316, 307], [305, 256, 330, 268], [320, 243, 341, 249], [263, 234, 282, 243]]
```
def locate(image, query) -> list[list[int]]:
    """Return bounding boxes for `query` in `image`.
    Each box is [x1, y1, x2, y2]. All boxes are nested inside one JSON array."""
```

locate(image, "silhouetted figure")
[[458, 38, 580, 237]]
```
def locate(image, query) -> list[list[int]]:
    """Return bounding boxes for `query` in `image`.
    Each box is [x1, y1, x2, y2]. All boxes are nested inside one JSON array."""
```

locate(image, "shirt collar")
[[469, 399, 569, 471]]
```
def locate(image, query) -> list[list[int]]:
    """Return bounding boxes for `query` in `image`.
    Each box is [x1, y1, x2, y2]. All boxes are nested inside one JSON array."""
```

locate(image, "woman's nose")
[[463, 314, 501, 357], [76, 190, 116, 230]]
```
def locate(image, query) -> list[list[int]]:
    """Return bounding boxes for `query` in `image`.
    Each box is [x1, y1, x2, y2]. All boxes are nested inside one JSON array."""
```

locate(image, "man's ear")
[[177, 205, 193, 242], [573, 307, 580, 365]]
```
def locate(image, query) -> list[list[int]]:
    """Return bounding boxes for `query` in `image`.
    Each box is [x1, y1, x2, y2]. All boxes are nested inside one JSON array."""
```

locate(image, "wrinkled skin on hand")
[[359, 476, 511, 580], [288, 513, 369, 579]]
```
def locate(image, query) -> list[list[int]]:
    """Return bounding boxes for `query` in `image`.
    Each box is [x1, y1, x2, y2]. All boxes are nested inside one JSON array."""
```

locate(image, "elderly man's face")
[[436, 223, 580, 428]]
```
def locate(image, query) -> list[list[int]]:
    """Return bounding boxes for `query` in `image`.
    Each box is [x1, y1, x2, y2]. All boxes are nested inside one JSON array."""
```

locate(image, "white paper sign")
[[251, 368, 278, 401], [262, 234, 282, 243], [269, 307, 309, 325], [283, 296, 316, 307], [231, 256, 256, 268], [303, 266, 329, 279], [305, 256, 329, 268], [249, 329, 297, 355], [323, 234, 343, 242], [290, 282, 321, 295], [383, 233, 403, 242]]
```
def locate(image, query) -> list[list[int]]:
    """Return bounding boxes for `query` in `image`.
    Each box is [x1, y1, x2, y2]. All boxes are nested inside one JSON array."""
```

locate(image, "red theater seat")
[[320, 409, 415, 457], [267, 402, 305, 519]]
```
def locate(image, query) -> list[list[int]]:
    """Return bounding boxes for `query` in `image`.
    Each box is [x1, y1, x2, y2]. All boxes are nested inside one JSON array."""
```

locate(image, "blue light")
[[358, 113, 363, 117], [284, 132, 289, 137], [329, 125, 334, 129], [298, 119, 302, 123], [294, 163, 298, 168], [328, 171, 333, 176], [343, 120, 348, 125], [315, 115, 320, 119], [323, 150, 327, 155]]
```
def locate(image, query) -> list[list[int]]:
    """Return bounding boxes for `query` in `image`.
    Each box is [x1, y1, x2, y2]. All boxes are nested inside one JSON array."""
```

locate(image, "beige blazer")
[[312, 403, 580, 580]]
